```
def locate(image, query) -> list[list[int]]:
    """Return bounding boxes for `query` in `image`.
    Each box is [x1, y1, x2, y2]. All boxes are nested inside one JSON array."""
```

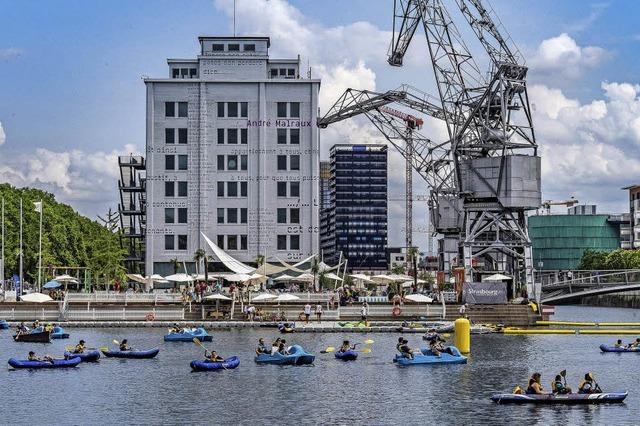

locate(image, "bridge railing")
[[542, 270, 640, 291]]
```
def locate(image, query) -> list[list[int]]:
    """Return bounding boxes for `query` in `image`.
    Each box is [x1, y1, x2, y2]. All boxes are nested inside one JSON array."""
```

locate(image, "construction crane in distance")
[[541, 197, 578, 215]]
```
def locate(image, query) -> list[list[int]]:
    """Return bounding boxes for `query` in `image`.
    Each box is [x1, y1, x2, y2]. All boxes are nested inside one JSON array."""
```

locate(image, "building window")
[[290, 102, 300, 118], [290, 181, 300, 197], [178, 155, 188, 170], [227, 208, 238, 224], [277, 182, 287, 197], [165, 182, 175, 197], [165, 208, 175, 224], [277, 155, 287, 171], [217, 235, 225, 248], [288, 68, 295, 77], [178, 181, 188, 197], [227, 155, 238, 171], [172, 69, 179, 78], [189, 68, 197, 78], [217, 155, 225, 171], [178, 234, 187, 250], [165, 102, 175, 117], [290, 155, 300, 171], [178, 102, 188, 118], [178, 128, 188, 144], [165, 128, 175, 144], [290, 128, 300, 144], [228, 102, 238, 118], [270, 69, 278, 78], [217, 181, 225, 197], [240, 155, 247, 171], [244, 44, 255, 51], [240, 102, 248, 118], [279, 69, 286, 76], [228, 182, 238, 197], [217, 208, 224, 224], [240, 235, 247, 250], [227, 235, 238, 250], [228, 129, 238, 144], [165, 155, 175, 170], [240, 182, 247, 197], [217, 128, 224, 144], [178, 208, 187, 223], [277, 102, 287, 118], [290, 235, 300, 250], [164, 235, 174, 250], [290, 208, 300, 224], [217, 102, 225, 118], [277, 208, 287, 224], [241, 128, 248, 144], [240, 208, 247, 223], [277, 235, 287, 250], [277, 129, 287, 145], [228, 44, 240, 52], [212, 44, 224, 51]]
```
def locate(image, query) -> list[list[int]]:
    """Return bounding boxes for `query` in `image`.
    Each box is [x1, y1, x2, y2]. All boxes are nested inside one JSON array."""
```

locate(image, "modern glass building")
[[324, 145, 388, 271]]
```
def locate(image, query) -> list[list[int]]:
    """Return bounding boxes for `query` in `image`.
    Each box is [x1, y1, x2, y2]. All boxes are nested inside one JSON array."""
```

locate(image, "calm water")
[[1, 306, 639, 425]]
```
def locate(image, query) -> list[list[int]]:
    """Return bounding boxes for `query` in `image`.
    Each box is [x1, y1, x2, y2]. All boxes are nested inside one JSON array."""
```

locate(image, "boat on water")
[[277, 322, 295, 333], [101, 348, 160, 359], [334, 349, 358, 361], [8, 356, 81, 369], [13, 330, 51, 343], [33, 326, 69, 339], [0, 320, 9, 330], [64, 350, 101, 362], [164, 328, 212, 342], [255, 345, 315, 365], [190, 356, 240, 371], [394, 346, 467, 366], [490, 392, 628, 404], [338, 321, 368, 328], [599, 344, 640, 353]]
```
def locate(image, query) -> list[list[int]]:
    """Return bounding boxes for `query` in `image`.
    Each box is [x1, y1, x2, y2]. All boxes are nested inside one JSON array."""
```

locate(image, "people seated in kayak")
[[17, 322, 29, 333], [28, 351, 53, 362], [32, 320, 40, 329], [578, 374, 601, 394], [256, 338, 268, 355], [170, 323, 184, 333], [44, 323, 54, 332], [551, 374, 572, 394], [427, 334, 454, 356], [339, 340, 356, 353], [525, 373, 545, 394], [614, 339, 624, 348], [277, 342, 290, 355], [399, 339, 415, 359], [119, 339, 131, 351], [396, 337, 404, 353], [74, 340, 86, 353], [626, 338, 640, 349], [271, 338, 282, 355], [204, 350, 224, 362]]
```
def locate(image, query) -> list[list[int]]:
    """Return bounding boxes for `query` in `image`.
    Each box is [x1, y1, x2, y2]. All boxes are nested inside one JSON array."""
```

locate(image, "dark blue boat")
[[64, 350, 101, 362], [600, 344, 640, 353], [190, 356, 240, 371], [335, 349, 358, 361], [34, 326, 69, 339], [254, 345, 315, 365], [0, 320, 9, 330], [164, 328, 212, 342], [8, 356, 81, 369], [491, 392, 628, 404], [101, 348, 160, 359]]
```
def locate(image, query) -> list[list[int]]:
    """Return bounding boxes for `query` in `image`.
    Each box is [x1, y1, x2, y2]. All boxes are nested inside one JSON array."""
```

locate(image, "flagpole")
[[1, 197, 4, 301], [19, 198, 23, 297], [37, 199, 43, 293]]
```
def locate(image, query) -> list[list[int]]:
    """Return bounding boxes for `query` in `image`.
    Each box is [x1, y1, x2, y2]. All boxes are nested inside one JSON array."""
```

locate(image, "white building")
[[144, 36, 320, 275]]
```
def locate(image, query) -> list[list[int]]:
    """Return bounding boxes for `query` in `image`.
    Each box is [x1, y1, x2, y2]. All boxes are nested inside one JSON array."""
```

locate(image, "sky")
[[1, 0, 640, 252]]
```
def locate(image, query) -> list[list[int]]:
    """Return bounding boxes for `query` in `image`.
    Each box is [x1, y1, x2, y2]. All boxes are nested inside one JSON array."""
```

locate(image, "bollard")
[[454, 318, 470, 354]]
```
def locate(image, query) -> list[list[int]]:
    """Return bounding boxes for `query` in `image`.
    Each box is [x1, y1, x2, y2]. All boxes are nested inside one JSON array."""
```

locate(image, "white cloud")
[[529, 33, 608, 79], [0, 121, 5, 145], [0, 47, 22, 61]]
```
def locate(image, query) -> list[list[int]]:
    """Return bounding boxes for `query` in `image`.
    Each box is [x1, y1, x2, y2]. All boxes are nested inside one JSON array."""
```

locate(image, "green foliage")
[[578, 248, 640, 270], [391, 264, 406, 275], [0, 184, 123, 285]]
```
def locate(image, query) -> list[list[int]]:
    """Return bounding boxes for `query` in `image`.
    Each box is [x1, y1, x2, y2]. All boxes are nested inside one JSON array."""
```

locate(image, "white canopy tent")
[[275, 293, 300, 302], [202, 232, 255, 274], [164, 273, 194, 283], [21, 292, 53, 303], [273, 274, 294, 282], [404, 293, 433, 303], [203, 293, 232, 301], [324, 272, 343, 281], [482, 273, 512, 281], [251, 293, 278, 302]]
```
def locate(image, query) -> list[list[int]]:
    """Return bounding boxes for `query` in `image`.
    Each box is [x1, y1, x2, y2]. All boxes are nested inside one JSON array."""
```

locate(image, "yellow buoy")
[[454, 318, 470, 354]]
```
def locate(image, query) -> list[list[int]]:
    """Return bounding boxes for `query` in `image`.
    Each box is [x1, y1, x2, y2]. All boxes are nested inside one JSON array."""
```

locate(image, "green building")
[[528, 215, 621, 270]]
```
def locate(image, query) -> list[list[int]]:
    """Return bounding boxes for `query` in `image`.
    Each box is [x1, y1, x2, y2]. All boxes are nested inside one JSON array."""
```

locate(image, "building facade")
[[623, 184, 640, 249], [319, 160, 334, 262], [144, 36, 320, 275], [326, 145, 388, 272]]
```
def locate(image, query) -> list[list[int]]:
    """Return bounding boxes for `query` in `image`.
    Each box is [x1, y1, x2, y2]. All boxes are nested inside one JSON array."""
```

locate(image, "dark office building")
[[325, 144, 388, 271], [319, 161, 335, 262]]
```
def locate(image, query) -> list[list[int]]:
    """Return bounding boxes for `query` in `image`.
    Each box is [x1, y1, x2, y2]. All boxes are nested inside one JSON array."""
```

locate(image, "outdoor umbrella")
[[203, 293, 232, 301], [275, 293, 300, 303], [20, 292, 53, 303], [482, 273, 511, 281], [53, 274, 79, 284], [404, 293, 433, 303], [251, 293, 278, 302], [164, 273, 195, 283], [43, 280, 61, 289], [273, 274, 294, 282]]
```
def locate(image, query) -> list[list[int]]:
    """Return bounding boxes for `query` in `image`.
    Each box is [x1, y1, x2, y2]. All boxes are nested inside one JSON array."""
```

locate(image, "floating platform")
[[505, 328, 640, 335], [537, 321, 640, 327]]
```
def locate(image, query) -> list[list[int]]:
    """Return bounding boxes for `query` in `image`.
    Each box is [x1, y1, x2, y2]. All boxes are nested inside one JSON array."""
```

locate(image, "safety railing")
[[64, 292, 183, 305], [64, 308, 185, 321]]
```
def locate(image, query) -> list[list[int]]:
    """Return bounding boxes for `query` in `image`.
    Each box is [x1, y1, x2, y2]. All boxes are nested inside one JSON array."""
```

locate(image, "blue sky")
[[1, 0, 640, 251]]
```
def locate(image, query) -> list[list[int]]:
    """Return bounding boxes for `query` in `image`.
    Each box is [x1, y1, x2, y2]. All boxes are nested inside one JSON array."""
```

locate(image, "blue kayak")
[[255, 345, 315, 365], [0, 320, 9, 330], [33, 326, 69, 339], [64, 350, 101, 362], [101, 348, 160, 359], [164, 328, 212, 342], [491, 392, 628, 404], [8, 357, 81, 369], [335, 349, 358, 361], [600, 344, 640, 353], [190, 356, 240, 371], [394, 346, 467, 366]]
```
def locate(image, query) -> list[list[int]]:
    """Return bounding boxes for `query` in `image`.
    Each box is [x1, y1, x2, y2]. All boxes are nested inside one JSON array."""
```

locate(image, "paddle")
[[192, 338, 226, 369], [588, 372, 602, 393], [560, 369, 567, 387], [321, 346, 335, 354]]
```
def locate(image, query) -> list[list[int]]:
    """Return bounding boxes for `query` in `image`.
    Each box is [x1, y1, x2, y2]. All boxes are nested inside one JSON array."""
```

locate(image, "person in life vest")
[[338, 340, 356, 353], [399, 339, 415, 360], [204, 350, 224, 362], [119, 339, 131, 351], [578, 373, 602, 394], [44, 323, 54, 332], [28, 351, 53, 363], [74, 340, 86, 354], [551, 374, 572, 394], [525, 373, 545, 394], [614, 339, 624, 348], [626, 338, 640, 349]]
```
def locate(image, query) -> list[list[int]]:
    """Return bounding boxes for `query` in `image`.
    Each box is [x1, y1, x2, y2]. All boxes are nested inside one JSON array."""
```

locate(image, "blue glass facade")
[[324, 144, 388, 271]]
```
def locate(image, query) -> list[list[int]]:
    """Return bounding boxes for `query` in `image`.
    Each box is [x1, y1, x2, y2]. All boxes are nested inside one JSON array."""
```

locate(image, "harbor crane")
[[541, 197, 578, 215], [319, 0, 541, 299]]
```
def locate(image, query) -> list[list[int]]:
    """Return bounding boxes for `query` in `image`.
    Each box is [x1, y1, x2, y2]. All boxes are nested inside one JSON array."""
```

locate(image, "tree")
[[170, 258, 180, 274], [578, 249, 608, 270], [419, 271, 435, 291], [193, 248, 205, 275], [310, 257, 320, 292], [391, 264, 406, 275]]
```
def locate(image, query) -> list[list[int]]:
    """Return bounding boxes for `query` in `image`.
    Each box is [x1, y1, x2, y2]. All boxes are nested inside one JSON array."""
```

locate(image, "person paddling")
[[28, 351, 53, 363], [339, 340, 356, 353], [119, 339, 131, 351], [626, 338, 640, 349], [614, 339, 624, 348], [73, 340, 86, 354], [525, 373, 545, 394], [256, 338, 268, 355], [204, 350, 224, 362], [578, 373, 602, 394], [552, 373, 572, 394]]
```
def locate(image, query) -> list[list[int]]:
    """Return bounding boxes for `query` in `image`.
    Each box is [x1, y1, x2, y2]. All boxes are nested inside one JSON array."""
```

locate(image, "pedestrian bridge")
[[541, 270, 640, 304]]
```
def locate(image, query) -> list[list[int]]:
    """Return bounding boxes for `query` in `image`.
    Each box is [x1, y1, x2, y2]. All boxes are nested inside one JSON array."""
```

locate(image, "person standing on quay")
[[304, 303, 311, 324], [315, 303, 323, 322]]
